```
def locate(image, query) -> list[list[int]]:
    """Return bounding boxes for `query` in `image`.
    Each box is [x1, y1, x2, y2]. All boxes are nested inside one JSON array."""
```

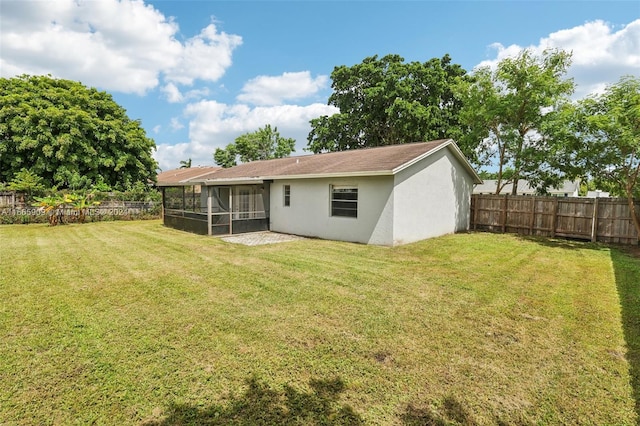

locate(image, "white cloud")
[[162, 83, 184, 103], [237, 71, 329, 106], [161, 83, 211, 103], [170, 118, 185, 131], [0, 0, 241, 95], [185, 87, 211, 100], [477, 19, 640, 99], [155, 141, 215, 171], [184, 101, 338, 148], [152, 125, 161, 134], [153, 101, 339, 170], [163, 23, 242, 86]]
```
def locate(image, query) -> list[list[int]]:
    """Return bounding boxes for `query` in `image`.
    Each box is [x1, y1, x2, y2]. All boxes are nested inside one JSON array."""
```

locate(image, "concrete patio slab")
[[220, 231, 306, 246]]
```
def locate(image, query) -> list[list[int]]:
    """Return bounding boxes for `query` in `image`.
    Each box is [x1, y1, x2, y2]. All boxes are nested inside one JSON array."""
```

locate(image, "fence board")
[[471, 195, 639, 245]]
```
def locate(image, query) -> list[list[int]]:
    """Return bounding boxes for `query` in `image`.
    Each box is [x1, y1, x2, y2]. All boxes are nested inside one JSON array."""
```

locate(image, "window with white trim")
[[331, 186, 358, 218], [283, 185, 291, 207]]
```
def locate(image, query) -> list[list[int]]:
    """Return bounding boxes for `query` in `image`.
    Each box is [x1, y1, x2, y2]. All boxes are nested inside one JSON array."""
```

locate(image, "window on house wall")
[[331, 186, 358, 218], [283, 185, 291, 207]]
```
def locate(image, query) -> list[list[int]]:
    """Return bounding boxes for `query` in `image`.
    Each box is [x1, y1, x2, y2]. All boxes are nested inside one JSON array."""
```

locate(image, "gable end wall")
[[392, 147, 474, 245]]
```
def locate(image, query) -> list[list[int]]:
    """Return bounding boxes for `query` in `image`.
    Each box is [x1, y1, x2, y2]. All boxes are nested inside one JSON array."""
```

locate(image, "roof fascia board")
[[392, 139, 483, 184], [201, 178, 265, 186], [199, 170, 393, 184], [156, 168, 220, 187], [391, 139, 453, 174], [446, 142, 484, 184], [156, 182, 200, 187]]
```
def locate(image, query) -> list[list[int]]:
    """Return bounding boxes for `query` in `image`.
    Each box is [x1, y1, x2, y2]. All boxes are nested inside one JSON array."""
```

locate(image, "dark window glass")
[[284, 185, 291, 207], [331, 187, 357, 218]]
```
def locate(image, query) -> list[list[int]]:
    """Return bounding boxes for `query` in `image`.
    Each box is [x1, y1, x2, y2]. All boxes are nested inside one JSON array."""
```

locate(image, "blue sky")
[[1, 1, 639, 170]]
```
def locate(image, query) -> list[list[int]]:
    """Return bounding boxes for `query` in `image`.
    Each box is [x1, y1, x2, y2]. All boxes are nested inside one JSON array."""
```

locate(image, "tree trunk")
[[510, 168, 521, 195], [495, 138, 506, 195], [626, 191, 640, 244], [511, 133, 525, 196]]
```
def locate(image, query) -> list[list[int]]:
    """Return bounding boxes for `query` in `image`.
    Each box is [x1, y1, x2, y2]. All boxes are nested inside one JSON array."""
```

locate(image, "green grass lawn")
[[0, 220, 638, 425]]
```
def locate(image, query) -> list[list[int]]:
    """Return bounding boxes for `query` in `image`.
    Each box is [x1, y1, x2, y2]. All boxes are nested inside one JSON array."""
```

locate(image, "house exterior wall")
[[392, 148, 474, 245], [269, 176, 395, 245]]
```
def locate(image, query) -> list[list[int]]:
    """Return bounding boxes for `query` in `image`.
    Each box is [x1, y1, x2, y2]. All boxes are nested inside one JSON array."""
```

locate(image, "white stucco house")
[[157, 139, 482, 246]]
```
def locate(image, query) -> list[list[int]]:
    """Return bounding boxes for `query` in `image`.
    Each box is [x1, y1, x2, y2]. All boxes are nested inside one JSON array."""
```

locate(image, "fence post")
[[472, 195, 478, 231], [591, 197, 599, 243], [529, 197, 536, 235], [502, 195, 508, 233], [551, 197, 559, 238]]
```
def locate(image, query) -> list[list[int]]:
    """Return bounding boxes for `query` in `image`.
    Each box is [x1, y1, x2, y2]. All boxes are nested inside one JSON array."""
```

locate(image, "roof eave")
[[201, 178, 265, 185], [391, 139, 483, 184], [156, 167, 221, 187], [156, 181, 200, 187], [200, 170, 394, 184]]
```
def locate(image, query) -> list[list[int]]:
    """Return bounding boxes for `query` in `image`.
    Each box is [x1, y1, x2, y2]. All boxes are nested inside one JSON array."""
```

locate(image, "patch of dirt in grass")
[[485, 330, 521, 346], [372, 350, 393, 365], [607, 349, 626, 361], [520, 313, 547, 321]]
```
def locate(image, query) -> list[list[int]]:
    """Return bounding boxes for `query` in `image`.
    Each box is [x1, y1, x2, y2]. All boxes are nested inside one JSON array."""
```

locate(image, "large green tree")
[[455, 49, 574, 194], [214, 124, 295, 168], [0, 75, 158, 190], [307, 54, 470, 155], [560, 76, 640, 238]]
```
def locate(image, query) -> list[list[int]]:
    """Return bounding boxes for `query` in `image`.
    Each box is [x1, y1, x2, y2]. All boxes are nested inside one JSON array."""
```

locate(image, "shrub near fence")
[[0, 201, 160, 225], [471, 194, 640, 245]]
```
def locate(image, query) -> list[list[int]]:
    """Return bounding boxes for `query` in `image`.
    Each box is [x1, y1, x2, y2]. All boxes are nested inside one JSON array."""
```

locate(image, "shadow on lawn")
[[142, 376, 364, 426], [611, 247, 640, 420], [400, 395, 533, 426], [517, 235, 640, 419], [401, 396, 476, 425], [514, 234, 609, 252]]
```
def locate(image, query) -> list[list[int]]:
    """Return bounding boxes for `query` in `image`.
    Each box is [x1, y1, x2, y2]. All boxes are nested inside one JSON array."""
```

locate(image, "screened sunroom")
[[161, 183, 270, 236]]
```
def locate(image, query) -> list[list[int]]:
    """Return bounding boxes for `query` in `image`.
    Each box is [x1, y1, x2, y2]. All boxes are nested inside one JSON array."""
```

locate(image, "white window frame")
[[283, 185, 291, 207], [330, 185, 358, 218]]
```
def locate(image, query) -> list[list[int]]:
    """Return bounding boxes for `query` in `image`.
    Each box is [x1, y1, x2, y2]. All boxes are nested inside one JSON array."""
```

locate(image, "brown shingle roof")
[[163, 140, 481, 185], [200, 139, 449, 179], [156, 166, 220, 186]]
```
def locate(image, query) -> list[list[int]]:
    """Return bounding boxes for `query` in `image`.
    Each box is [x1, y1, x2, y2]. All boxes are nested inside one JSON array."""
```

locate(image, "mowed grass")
[[0, 220, 637, 425]]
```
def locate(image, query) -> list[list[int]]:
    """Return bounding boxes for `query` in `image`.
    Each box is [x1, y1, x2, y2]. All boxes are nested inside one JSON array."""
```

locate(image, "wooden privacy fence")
[[0, 191, 20, 207], [471, 194, 639, 245]]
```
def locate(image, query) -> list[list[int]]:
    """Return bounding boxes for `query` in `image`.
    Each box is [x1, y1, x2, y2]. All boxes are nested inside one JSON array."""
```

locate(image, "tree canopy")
[[455, 49, 574, 195], [0, 75, 158, 190], [307, 54, 469, 155], [214, 125, 295, 168], [559, 76, 640, 237]]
